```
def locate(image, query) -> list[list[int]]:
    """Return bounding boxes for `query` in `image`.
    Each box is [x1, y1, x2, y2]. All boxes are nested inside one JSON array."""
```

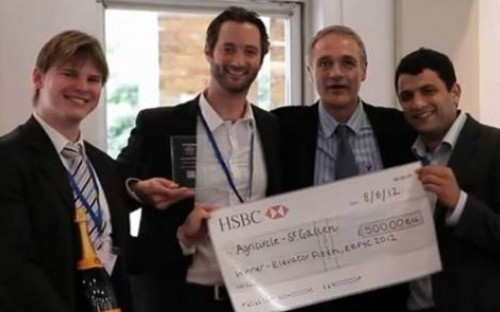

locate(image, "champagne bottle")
[[75, 206, 121, 312]]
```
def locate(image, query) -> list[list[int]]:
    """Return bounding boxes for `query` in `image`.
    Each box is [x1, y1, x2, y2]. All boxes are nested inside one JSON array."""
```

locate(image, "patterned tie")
[[335, 125, 359, 180], [61, 143, 105, 250]]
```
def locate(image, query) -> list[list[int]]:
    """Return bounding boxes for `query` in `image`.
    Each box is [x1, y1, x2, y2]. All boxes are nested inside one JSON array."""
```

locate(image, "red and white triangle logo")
[[265, 205, 289, 220]]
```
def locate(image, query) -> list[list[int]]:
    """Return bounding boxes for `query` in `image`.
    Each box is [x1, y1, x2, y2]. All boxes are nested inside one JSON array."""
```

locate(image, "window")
[[104, 1, 304, 156]]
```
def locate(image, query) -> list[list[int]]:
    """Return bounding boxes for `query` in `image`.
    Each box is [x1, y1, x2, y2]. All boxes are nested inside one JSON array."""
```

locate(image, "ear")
[[361, 63, 367, 81], [451, 82, 461, 107], [306, 63, 314, 82], [204, 44, 212, 62], [32, 68, 44, 89]]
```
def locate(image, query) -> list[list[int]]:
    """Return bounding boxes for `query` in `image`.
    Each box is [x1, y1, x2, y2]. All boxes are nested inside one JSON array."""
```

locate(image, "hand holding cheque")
[[208, 162, 441, 312]]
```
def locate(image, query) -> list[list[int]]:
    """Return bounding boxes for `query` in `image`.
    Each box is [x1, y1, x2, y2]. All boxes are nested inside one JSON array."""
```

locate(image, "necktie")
[[335, 125, 359, 180], [62, 143, 105, 250]]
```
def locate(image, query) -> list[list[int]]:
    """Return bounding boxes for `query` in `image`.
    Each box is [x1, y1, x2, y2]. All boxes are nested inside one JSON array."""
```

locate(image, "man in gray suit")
[[274, 25, 415, 312], [396, 48, 500, 312]]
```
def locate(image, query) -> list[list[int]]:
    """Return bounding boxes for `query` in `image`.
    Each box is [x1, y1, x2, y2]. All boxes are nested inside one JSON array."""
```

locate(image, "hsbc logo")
[[218, 210, 262, 232], [217, 205, 290, 232], [265, 205, 289, 220]]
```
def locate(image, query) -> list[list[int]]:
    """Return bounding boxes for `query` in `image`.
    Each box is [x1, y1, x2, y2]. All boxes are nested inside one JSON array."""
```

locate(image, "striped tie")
[[61, 143, 105, 250]]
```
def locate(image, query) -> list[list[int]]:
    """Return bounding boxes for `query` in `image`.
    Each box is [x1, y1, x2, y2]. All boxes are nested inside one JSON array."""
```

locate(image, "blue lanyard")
[[66, 158, 104, 234], [198, 106, 254, 203]]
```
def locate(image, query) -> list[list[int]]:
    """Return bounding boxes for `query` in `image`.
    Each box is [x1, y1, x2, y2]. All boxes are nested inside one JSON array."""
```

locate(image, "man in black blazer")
[[273, 25, 415, 311], [118, 7, 281, 312], [0, 30, 132, 312], [396, 48, 500, 312]]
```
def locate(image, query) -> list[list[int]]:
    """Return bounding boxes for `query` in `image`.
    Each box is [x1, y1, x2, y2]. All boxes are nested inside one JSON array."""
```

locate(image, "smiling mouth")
[[225, 66, 248, 77], [64, 95, 89, 104], [227, 73, 245, 79], [413, 110, 434, 121]]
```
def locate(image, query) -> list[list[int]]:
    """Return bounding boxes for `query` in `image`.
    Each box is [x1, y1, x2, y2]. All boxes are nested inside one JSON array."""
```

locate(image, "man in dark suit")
[[118, 7, 281, 312], [273, 25, 415, 311], [396, 48, 500, 312], [0, 30, 132, 312]]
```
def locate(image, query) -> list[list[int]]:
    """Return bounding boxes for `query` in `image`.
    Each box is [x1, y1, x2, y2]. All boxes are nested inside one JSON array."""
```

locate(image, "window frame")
[[100, 0, 307, 107]]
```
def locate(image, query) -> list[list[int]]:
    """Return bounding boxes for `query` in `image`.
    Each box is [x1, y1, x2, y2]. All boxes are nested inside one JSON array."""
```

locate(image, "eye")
[[399, 92, 413, 103], [61, 70, 77, 78], [88, 76, 103, 84], [223, 45, 236, 54], [244, 48, 258, 57], [317, 59, 331, 69], [342, 58, 356, 68], [421, 87, 437, 96]]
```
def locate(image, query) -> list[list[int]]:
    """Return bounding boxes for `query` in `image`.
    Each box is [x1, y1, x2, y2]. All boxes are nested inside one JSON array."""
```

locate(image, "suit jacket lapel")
[[170, 97, 199, 137], [252, 106, 281, 195], [303, 104, 320, 186], [434, 116, 479, 226], [253, 106, 273, 164], [364, 102, 396, 168], [447, 115, 480, 188], [24, 117, 74, 208]]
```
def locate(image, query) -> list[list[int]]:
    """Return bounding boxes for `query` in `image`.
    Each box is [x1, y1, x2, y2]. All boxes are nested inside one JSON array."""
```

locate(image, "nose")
[[410, 92, 428, 110], [74, 77, 91, 91], [327, 62, 343, 78], [228, 50, 246, 67]]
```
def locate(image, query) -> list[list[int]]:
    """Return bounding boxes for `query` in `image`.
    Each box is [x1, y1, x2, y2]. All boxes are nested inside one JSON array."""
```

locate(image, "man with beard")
[[273, 25, 416, 311], [118, 6, 281, 312]]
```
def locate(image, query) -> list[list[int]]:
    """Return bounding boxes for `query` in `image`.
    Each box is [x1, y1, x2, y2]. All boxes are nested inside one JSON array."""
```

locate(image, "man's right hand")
[[179, 204, 214, 248], [131, 177, 194, 209]]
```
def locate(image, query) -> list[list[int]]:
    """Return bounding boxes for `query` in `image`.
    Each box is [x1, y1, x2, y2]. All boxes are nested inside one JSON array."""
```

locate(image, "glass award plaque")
[[170, 135, 196, 188]]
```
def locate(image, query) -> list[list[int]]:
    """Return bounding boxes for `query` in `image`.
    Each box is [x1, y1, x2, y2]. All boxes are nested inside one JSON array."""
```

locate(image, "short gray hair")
[[308, 25, 367, 68]]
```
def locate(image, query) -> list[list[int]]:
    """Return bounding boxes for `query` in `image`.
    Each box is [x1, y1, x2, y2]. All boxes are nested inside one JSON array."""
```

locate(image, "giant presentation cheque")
[[208, 162, 442, 312]]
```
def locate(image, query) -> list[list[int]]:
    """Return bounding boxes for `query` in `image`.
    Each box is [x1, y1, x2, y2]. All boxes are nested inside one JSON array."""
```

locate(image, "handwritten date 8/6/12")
[[363, 187, 400, 204]]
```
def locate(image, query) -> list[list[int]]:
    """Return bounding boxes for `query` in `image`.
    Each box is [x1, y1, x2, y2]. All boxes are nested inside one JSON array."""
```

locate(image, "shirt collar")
[[199, 92, 254, 131], [412, 110, 467, 157], [33, 112, 85, 155], [318, 99, 365, 137]]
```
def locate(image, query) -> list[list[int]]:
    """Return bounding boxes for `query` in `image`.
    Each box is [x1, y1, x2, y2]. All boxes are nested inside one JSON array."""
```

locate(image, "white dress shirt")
[[184, 94, 267, 285]]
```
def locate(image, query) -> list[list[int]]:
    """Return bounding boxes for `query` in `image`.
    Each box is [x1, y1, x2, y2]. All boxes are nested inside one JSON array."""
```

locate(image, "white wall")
[[396, 0, 500, 128], [0, 0, 106, 146], [310, 0, 396, 107], [395, 0, 479, 119], [478, 0, 500, 127]]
